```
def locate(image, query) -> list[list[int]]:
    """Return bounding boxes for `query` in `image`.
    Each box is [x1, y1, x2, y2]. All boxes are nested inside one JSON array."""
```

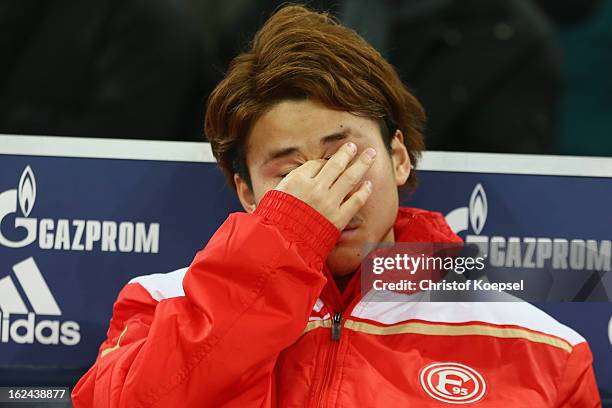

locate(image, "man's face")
[[236, 99, 411, 276]]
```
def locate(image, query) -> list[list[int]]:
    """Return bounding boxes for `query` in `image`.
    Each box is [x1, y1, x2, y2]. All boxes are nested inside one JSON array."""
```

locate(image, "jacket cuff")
[[255, 190, 340, 263]]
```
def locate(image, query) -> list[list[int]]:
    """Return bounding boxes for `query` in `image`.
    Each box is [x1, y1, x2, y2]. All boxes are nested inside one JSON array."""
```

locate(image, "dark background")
[[1, 0, 611, 156]]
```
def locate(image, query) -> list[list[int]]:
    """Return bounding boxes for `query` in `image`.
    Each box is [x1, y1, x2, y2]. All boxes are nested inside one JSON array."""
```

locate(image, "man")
[[72, 5, 600, 407]]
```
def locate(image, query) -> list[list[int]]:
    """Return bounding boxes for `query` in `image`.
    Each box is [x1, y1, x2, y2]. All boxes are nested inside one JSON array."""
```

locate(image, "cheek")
[[251, 176, 279, 204], [361, 157, 399, 222], [366, 153, 396, 192]]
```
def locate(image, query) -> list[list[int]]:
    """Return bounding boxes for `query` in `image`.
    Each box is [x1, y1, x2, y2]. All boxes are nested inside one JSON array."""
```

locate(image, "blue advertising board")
[[0, 135, 610, 395], [406, 165, 612, 391]]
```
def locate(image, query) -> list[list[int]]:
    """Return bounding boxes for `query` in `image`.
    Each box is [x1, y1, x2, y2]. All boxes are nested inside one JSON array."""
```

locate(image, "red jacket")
[[73, 190, 601, 407]]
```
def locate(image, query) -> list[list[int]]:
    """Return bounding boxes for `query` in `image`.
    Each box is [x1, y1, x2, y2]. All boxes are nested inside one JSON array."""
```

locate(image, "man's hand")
[[274, 142, 376, 230]]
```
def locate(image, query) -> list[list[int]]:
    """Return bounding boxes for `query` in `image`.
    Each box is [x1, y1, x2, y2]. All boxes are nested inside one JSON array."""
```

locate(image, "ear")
[[390, 130, 411, 186], [234, 173, 257, 213]]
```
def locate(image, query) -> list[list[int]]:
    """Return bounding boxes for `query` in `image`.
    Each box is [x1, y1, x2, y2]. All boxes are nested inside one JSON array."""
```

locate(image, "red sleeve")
[[72, 190, 339, 408], [554, 342, 602, 408]]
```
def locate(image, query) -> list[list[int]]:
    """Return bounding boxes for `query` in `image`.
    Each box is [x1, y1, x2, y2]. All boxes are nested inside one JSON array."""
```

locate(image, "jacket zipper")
[[316, 313, 342, 407]]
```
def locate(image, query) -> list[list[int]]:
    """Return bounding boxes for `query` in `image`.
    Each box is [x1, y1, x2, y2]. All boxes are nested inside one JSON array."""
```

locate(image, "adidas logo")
[[0, 257, 80, 345]]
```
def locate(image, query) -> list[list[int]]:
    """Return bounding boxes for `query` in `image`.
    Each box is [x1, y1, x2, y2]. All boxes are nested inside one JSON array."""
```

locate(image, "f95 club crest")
[[419, 362, 487, 404]]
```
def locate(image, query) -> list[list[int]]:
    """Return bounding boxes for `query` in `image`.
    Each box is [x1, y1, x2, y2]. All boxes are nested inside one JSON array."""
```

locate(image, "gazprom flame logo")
[[18, 166, 36, 218], [468, 184, 487, 235], [0, 166, 37, 248], [445, 183, 488, 235]]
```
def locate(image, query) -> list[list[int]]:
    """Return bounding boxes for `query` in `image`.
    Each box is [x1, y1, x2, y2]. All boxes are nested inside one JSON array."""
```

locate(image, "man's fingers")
[[338, 180, 372, 223], [298, 159, 327, 177], [316, 142, 357, 186], [275, 144, 372, 230], [330, 148, 376, 199], [275, 159, 325, 192]]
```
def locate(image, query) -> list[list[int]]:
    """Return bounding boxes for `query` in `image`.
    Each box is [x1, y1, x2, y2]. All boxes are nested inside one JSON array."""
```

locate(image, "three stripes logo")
[[0, 257, 80, 346]]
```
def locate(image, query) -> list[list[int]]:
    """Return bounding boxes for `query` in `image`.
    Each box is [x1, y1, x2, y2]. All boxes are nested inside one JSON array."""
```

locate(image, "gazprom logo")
[[0, 166, 160, 253], [0, 166, 37, 248], [444, 183, 487, 236], [18, 166, 36, 218], [468, 184, 487, 235], [445, 183, 611, 273]]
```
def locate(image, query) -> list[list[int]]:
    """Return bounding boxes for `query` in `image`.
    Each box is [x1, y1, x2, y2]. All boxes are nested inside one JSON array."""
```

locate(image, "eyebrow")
[[264, 129, 358, 163]]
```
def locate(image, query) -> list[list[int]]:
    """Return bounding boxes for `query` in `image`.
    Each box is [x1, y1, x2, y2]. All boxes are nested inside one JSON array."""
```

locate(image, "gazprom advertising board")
[[0, 135, 610, 393]]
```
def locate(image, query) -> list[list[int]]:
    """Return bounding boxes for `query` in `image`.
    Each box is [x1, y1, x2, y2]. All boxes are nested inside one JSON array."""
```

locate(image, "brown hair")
[[205, 4, 425, 190]]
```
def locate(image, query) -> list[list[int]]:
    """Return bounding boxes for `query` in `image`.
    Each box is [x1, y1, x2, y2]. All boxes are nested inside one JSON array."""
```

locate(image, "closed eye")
[[278, 155, 332, 178], [279, 168, 298, 178]]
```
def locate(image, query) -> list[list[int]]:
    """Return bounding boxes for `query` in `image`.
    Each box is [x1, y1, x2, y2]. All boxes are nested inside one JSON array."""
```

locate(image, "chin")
[[326, 244, 363, 276]]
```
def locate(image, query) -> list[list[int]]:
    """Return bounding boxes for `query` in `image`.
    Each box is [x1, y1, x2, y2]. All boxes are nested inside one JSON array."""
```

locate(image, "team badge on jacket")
[[420, 362, 487, 404]]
